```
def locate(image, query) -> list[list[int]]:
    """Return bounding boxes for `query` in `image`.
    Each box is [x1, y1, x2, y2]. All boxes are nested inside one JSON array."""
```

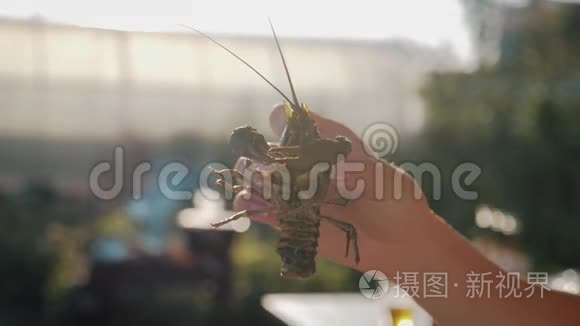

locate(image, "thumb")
[[269, 103, 368, 159], [269, 103, 287, 136]]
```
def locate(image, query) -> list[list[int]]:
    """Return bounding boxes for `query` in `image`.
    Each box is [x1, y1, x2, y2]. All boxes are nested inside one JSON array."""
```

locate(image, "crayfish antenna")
[[268, 18, 303, 113], [180, 24, 293, 105]]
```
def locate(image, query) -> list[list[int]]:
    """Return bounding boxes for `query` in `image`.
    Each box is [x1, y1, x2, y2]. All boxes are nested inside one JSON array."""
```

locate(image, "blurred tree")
[[420, 0, 580, 270], [0, 185, 60, 326]]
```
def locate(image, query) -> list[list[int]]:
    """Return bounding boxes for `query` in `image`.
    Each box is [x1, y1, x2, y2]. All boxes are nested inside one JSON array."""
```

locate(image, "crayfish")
[[186, 21, 360, 279]]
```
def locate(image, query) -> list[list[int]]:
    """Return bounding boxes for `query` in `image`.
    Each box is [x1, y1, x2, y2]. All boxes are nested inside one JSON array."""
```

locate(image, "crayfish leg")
[[211, 210, 248, 228], [269, 145, 301, 154], [321, 216, 360, 264], [211, 209, 271, 228], [210, 168, 245, 194]]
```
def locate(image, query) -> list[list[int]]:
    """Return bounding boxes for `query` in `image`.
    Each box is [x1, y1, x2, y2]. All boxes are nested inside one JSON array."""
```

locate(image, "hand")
[[233, 105, 580, 326], [233, 104, 432, 272]]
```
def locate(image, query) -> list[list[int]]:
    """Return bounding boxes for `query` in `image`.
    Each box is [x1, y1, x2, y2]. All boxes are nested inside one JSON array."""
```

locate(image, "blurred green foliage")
[[419, 1, 580, 270], [0, 184, 62, 325]]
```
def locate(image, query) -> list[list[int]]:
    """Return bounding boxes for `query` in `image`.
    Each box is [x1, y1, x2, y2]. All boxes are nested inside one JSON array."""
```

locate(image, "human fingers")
[[232, 189, 276, 226]]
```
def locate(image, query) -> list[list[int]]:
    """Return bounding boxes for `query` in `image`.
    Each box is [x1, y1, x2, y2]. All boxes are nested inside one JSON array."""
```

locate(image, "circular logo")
[[359, 270, 389, 299], [362, 122, 399, 158]]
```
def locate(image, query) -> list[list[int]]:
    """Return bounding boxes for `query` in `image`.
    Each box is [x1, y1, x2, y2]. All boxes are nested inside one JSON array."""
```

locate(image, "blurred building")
[[0, 17, 460, 196], [0, 17, 459, 141]]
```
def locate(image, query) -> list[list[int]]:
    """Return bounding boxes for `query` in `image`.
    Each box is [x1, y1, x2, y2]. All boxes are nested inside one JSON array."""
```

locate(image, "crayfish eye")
[[230, 126, 256, 149], [284, 102, 293, 120], [301, 103, 313, 117], [229, 125, 270, 157]]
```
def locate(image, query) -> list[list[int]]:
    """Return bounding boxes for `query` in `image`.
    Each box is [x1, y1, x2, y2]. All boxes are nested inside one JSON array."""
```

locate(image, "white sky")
[[0, 0, 473, 62]]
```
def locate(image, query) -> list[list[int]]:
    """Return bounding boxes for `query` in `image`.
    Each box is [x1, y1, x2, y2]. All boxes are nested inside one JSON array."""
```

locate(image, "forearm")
[[376, 209, 580, 326]]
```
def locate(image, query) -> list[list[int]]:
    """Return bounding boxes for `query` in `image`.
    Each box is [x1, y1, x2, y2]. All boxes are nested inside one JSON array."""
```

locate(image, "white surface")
[[176, 189, 249, 232], [262, 289, 432, 326]]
